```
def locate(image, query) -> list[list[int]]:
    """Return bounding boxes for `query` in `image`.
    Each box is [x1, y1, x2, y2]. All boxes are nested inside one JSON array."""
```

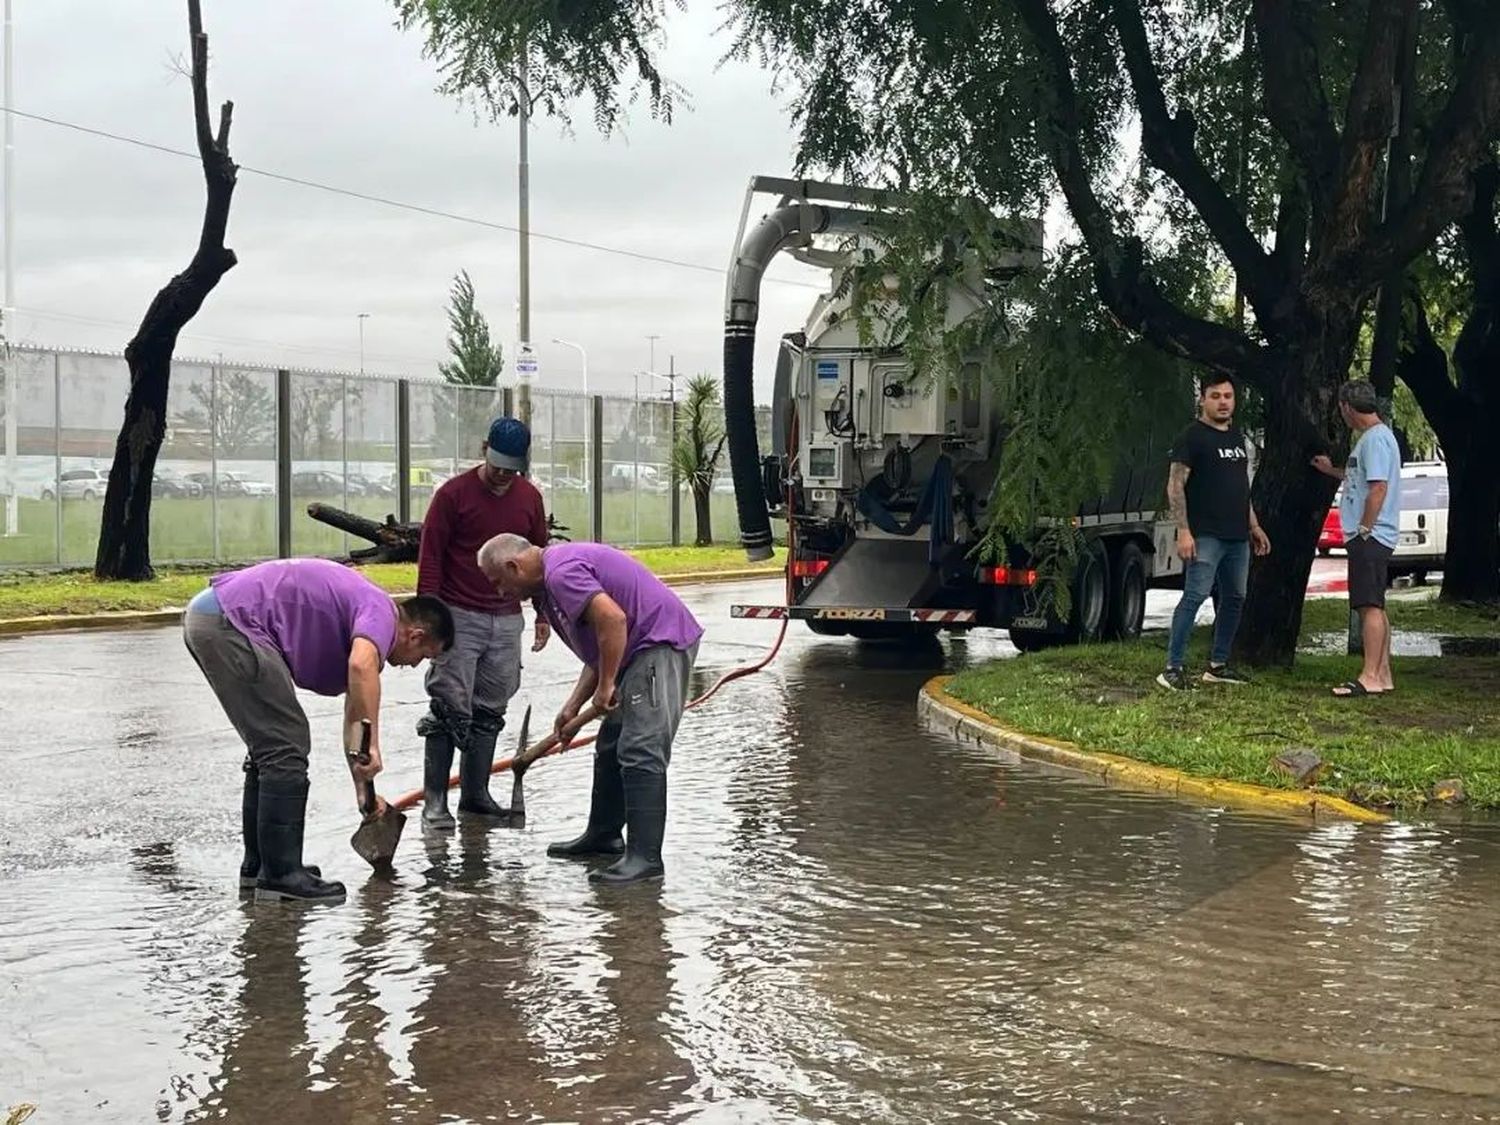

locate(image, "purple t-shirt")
[[538, 543, 703, 668], [210, 558, 398, 696]]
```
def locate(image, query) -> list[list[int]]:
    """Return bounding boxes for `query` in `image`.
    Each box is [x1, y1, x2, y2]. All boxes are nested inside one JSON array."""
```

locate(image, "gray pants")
[[598, 642, 698, 775], [421, 605, 524, 739], [182, 609, 311, 781]]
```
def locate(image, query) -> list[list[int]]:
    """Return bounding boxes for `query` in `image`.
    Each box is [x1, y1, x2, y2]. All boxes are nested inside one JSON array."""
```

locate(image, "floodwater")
[[2, 579, 1498, 1123]]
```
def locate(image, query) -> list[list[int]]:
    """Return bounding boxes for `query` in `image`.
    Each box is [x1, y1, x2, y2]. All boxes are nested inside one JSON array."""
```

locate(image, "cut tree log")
[[306, 503, 571, 564]]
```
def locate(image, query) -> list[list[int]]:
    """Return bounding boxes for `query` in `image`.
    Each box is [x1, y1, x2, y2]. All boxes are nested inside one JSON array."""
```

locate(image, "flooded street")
[[3, 577, 1499, 1122]]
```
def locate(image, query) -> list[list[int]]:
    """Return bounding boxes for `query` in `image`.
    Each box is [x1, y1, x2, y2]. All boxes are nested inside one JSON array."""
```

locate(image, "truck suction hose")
[[723, 201, 871, 562]]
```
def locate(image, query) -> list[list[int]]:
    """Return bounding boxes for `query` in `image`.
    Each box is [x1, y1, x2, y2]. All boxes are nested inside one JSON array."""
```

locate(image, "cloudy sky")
[[4, 1, 833, 400]]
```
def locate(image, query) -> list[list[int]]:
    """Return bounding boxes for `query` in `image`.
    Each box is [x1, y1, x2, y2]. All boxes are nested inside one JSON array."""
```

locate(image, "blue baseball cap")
[[486, 416, 530, 472]]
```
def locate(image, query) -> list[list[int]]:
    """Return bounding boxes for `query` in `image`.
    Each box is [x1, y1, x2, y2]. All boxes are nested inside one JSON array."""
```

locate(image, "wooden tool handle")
[[345, 719, 375, 816], [515, 704, 603, 771]]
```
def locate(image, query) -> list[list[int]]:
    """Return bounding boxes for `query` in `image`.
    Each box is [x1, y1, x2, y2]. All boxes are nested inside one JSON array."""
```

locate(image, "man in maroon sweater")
[[416, 416, 550, 829]]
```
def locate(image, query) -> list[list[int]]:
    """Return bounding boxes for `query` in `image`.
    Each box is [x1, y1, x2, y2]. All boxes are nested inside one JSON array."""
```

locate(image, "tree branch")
[[1111, 0, 1280, 324], [1397, 286, 1464, 444], [1322, 0, 1405, 257], [1339, 16, 1500, 290], [1270, 171, 1309, 294], [1252, 1, 1340, 219], [1014, 0, 1259, 379]]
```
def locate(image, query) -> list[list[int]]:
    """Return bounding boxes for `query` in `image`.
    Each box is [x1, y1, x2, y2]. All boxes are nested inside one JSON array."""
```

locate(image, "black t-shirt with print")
[[1170, 421, 1250, 541]]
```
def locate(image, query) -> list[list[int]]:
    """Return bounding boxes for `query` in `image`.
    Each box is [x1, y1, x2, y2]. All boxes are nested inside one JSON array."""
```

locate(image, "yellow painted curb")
[[0, 567, 783, 638], [919, 675, 1390, 825]]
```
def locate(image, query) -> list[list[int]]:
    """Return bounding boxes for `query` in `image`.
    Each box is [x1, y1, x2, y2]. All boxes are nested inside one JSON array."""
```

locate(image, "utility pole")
[[357, 312, 370, 376], [515, 51, 532, 426], [3, 0, 17, 538], [667, 354, 680, 546]]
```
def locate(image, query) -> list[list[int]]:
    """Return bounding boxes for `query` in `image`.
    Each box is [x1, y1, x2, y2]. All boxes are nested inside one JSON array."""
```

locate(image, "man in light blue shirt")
[[1311, 380, 1402, 697]]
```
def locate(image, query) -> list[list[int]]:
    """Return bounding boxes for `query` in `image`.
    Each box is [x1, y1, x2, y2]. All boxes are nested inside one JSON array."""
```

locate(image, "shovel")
[[346, 719, 407, 870]]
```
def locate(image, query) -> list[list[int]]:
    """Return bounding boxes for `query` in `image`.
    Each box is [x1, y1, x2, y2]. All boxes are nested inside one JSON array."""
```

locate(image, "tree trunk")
[[95, 0, 236, 581], [692, 483, 713, 547], [1234, 321, 1357, 666], [1440, 428, 1500, 603]]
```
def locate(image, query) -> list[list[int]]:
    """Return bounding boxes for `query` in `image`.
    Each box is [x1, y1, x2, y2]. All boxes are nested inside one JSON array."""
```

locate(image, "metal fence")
[[0, 346, 771, 569]]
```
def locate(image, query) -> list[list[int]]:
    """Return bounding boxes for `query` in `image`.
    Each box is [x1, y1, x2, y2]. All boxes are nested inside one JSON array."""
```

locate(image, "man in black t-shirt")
[[1157, 374, 1271, 691]]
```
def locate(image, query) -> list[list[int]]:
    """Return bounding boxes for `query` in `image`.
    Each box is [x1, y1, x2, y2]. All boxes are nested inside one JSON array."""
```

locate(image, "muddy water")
[[2, 580, 1498, 1123]]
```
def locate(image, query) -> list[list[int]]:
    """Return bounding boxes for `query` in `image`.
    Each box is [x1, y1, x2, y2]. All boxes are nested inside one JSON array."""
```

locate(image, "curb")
[[0, 567, 783, 638], [918, 675, 1390, 825]]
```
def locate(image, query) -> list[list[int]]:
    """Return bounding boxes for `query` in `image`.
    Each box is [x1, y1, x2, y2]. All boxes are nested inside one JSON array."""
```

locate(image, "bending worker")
[[415, 416, 551, 829], [183, 557, 454, 904], [476, 534, 703, 885]]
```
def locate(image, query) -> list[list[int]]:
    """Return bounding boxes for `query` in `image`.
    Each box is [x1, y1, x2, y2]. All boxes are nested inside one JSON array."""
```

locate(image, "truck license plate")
[[1012, 615, 1048, 630], [1400, 532, 1421, 546]]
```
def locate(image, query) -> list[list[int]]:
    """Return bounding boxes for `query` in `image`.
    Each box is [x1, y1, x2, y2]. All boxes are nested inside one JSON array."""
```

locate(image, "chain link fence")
[[0, 346, 769, 569]]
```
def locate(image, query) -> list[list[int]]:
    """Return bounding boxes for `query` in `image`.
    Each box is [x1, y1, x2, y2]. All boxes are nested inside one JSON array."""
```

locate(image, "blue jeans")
[[1166, 536, 1250, 670]]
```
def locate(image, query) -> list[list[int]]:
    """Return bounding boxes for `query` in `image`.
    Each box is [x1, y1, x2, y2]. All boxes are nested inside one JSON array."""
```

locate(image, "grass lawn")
[[947, 597, 1500, 811], [0, 545, 779, 621]]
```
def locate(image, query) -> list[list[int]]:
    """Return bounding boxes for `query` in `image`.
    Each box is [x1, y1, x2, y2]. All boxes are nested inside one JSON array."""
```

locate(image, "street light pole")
[[551, 336, 589, 486], [550, 337, 588, 394], [4, 0, 17, 538], [357, 312, 370, 376], [515, 52, 532, 426]]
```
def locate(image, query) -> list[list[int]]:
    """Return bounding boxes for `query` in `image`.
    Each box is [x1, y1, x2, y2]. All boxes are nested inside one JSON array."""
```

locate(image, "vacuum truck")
[[721, 177, 1188, 648]]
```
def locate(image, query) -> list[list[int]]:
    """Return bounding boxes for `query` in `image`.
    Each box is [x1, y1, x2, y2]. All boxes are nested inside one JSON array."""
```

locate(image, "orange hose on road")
[[392, 409, 800, 813], [389, 612, 789, 813]]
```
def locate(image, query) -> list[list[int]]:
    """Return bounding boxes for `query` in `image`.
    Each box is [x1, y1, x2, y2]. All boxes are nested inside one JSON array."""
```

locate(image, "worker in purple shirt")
[[182, 558, 454, 904], [477, 534, 703, 885]]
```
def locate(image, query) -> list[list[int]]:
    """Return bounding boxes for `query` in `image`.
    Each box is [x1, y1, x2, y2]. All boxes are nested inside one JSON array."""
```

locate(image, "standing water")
[[2, 580, 1497, 1122]]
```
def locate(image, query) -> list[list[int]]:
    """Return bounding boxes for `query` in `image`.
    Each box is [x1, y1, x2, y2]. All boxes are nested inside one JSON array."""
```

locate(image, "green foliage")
[[672, 374, 728, 544], [436, 269, 505, 445], [671, 374, 727, 491], [392, 0, 681, 133], [179, 373, 274, 457], [976, 247, 1196, 619], [438, 269, 503, 387]]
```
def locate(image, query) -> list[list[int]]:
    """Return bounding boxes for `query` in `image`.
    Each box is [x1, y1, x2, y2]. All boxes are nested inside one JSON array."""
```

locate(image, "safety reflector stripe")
[[730, 605, 976, 623]]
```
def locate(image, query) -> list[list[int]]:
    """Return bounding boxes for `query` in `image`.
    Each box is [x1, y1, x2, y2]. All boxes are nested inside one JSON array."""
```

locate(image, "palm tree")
[[671, 375, 727, 546]]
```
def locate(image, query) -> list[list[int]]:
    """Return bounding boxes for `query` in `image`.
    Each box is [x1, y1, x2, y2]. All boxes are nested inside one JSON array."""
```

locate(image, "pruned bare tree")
[[95, 0, 237, 580]]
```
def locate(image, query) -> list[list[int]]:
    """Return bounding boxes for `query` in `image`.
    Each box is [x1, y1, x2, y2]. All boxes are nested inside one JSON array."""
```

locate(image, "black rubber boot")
[[239, 763, 319, 888], [589, 769, 665, 885], [422, 734, 457, 831], [253, 775, 346, 904], [457, 720, 516, 824], [548, 747, 625, 860]]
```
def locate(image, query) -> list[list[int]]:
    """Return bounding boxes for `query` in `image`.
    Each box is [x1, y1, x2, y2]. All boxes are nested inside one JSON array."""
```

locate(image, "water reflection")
[[3, 597, 1500, 1121]]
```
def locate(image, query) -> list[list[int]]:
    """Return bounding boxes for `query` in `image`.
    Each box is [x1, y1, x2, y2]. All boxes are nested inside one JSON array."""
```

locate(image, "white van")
[[1391, 461, 1448, 583]]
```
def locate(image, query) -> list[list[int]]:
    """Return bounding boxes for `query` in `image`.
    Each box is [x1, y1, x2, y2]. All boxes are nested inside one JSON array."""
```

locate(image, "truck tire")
[[1064, 539, 1109, 644], [1106, 541, 1148, 641], [1008, 627, 1055, 653], [804, 619, 849, 637]]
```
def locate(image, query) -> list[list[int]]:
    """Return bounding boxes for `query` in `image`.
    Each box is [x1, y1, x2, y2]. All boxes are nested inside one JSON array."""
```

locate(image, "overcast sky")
[[4, 1, 834, 401]]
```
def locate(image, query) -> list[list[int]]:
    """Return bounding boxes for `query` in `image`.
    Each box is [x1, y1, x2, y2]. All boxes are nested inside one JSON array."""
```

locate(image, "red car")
[[1318, 503, 1343, 554]]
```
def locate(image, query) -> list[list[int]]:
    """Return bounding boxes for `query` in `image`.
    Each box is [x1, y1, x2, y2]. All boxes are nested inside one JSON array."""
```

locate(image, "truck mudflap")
[[730, 604, 976, 624]]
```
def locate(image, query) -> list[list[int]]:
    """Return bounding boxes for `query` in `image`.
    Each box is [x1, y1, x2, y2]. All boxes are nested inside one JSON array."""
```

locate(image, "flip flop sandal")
[[1332, 680, 1376, 698]]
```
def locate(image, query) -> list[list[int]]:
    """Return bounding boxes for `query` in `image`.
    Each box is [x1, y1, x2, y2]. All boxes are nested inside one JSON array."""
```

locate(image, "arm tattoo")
[[1168, 463, 1190, 530]]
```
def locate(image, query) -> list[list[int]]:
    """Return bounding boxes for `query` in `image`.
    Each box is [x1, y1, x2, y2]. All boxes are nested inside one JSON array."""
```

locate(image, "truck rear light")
[[791, 559, 830, 578], [979, 566, 1038, 587]]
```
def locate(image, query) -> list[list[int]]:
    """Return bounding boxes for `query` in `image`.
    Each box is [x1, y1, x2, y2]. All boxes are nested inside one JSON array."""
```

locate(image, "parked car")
[[40, 467, 110, 501], [1318, 498, 1343, 555], [1390, 462, 1448, 584], [291, 470, 346, 498], [149, 468, 203, 498], [1316, 463, 1448, 583], [186, 470, 275, 497], [347, 472, 395, 498]]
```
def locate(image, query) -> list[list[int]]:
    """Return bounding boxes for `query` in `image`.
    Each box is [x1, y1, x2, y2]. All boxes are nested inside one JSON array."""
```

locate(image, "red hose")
[[390, 401, 801, 812]]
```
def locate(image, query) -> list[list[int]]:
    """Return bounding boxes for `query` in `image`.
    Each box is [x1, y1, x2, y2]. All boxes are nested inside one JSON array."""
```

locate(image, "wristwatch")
[[1357, 524, 1372, 540]]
